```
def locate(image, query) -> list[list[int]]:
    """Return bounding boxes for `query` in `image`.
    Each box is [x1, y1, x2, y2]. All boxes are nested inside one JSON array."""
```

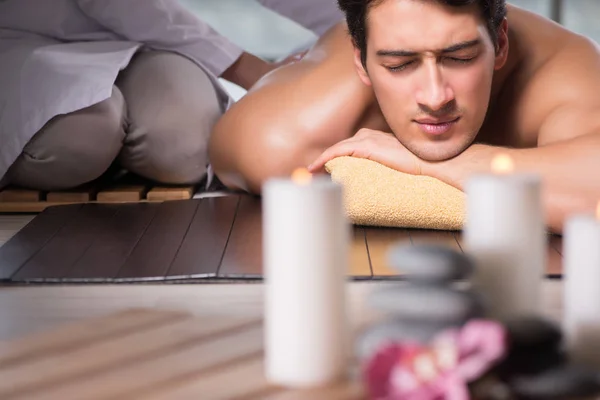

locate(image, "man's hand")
[[307, 128, 424, 176], [221, 50, 306, 90]]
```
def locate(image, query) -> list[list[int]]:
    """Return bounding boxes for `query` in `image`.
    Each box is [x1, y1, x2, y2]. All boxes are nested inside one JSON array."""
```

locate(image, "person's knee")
[[117, 51, 223, 185], [122, 102, 222, 185], [7, 87, 126, 191], [71, 88, 126, 163], [137, 126, 214, 185]]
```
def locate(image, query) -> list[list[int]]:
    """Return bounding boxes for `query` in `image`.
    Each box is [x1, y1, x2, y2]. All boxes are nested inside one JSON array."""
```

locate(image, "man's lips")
[[414, 116, 460, 125], [414, 117, 460, 136]]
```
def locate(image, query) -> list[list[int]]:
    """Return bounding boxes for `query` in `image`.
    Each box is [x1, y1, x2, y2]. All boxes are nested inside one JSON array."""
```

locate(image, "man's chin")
[[408, 143, 470, 162]]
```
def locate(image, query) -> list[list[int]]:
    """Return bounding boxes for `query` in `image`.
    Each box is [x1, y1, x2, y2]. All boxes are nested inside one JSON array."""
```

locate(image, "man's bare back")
[[209, 1, 600, 232]]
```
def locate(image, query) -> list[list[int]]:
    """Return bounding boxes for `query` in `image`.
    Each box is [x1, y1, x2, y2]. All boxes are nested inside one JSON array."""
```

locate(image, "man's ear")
[[353, 47, 372, 86], [494, 18, 509, 70]]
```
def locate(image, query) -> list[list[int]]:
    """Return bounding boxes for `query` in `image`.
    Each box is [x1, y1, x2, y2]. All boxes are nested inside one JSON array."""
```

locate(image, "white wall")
[[178, 0, 316, 61], [180, 0, 600, 57]]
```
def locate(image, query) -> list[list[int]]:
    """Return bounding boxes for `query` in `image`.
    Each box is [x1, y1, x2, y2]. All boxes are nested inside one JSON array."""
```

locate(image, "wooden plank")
[[365, 227, 411, 277], [0, 202, 58, 213], [166, 196, 239, 279], [0, 315, 257, 398], [96, 185, 147, 202], [20, 325, 264, 400], [454, 231, 464, 251], [262, 381, 365, 400], [0, 309, 188, 368], [115, 347, 267, 400], [547, 243, 562, 277], [550, 234, 563, 255], [146, 186, 195, 201], [547, 235, 563, 277], [349, 227, 371, 278], [115, 200, 199, 280], [64, 203, 160, 280], [408, 229, 463, 252], [0, 204, 83, 280], [218, 195, 263, 278], [46, 186, 96, 203], [11, 204, 120, 281], [0, 215, 34, 246], [0, 188, 41, 202]]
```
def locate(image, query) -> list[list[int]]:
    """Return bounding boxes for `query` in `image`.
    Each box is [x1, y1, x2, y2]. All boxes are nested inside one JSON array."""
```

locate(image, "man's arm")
[[427, 130, 600, 234], [308, 119, 600, 234]]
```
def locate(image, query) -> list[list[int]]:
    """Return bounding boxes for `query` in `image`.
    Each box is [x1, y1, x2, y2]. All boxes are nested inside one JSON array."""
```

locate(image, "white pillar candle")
[[564, 203, 600, 368], [464, 154, 546, 320], [262, 169, 350, 387]]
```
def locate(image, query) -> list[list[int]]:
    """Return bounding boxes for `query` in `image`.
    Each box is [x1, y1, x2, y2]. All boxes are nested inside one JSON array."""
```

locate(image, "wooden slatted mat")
[[0, 175, 197, 213], [0, 195, 563, 283]]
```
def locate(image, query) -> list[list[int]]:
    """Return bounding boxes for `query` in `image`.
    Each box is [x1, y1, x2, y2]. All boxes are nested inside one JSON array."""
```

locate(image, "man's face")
[[355, 0, 507, 161]]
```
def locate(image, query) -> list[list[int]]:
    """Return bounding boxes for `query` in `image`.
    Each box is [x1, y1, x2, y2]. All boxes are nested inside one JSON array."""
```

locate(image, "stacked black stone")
[[495, 316, 600, 399], [357, 243, 483, 359]]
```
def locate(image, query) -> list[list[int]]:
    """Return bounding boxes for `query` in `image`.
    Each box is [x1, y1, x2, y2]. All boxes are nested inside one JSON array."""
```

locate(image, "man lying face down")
[[209, 0, 600, 233]]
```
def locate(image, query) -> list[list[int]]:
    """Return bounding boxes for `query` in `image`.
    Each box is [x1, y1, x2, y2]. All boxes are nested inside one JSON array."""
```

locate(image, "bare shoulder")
[[507, 5, 600, 144], [531, 33, 600, 144], [534, 32, 600, 105], [208, 22, 380, 192]]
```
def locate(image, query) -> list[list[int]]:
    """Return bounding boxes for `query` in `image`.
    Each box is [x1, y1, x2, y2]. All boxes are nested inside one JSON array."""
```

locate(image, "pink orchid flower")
[[363, 319, 507, 400]]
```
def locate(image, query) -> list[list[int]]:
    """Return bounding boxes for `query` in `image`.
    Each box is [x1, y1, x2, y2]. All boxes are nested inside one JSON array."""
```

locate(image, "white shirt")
[[0, 0, 249, 183]]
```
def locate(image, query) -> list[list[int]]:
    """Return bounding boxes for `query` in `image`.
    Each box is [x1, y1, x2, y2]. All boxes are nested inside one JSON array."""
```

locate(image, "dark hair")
[[337, 0, 507, 67]]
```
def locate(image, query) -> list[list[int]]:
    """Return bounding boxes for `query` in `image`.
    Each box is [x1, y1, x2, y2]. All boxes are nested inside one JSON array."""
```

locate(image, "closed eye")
[[386, 61, 415, 72], [445, 56, 476, 64], [386, 56, 475, 72]]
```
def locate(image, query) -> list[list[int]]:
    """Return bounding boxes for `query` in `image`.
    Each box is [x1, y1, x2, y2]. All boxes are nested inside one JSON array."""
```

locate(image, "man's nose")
[[415, 63, 455, 112]]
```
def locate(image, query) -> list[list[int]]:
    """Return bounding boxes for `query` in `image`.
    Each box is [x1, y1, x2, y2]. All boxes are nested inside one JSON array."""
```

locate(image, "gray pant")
[[5, 50, 222, 191]]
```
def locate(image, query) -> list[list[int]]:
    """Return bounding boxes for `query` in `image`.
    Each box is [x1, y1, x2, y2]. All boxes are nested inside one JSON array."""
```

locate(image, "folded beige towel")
[[325, 156, 465, 230]]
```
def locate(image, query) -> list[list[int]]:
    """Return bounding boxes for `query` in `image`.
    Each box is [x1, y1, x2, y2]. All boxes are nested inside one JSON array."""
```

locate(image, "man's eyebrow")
[[376, 39, 481, 57]]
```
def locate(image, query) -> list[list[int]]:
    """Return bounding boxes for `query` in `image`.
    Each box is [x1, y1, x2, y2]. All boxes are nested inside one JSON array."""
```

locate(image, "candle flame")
[[491, 153, 514, 174], [291, 168, 312, 184]]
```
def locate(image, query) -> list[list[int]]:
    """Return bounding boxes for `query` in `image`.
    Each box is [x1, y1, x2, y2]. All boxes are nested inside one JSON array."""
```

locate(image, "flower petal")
[[456, 320, 508, 381]]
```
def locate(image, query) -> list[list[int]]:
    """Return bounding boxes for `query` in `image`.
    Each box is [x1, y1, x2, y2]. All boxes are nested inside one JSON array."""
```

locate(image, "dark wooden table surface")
[[0, 195, 563, 283]]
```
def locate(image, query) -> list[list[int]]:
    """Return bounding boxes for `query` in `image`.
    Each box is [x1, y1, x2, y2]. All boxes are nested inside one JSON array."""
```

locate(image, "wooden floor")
[[0, 196, 566, 398], [0, 215, 33, 246], [0, 281, 565, 398], [0, 195, 564, 283]]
